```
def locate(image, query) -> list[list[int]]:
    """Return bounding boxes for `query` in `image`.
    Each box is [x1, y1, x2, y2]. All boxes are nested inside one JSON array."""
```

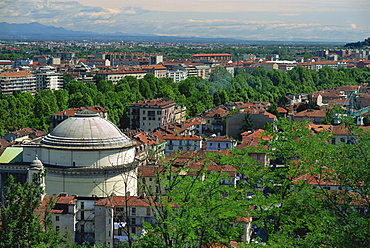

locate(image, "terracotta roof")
[[53, 106, 107, 116], [203, 106, 229, 118], [292, 173, 340, 186], [277, 107, 288, 113], [138, 165, 164, 177], [95, 196, 150, 207], [131, 98, 175, 108], [142, 65, 167, 70], [294, 109, 326, 118], [193, 54, 232, 57], [207, 136, 234, 142], [0, 71, 33, 77], [163, 134, 202, 141]]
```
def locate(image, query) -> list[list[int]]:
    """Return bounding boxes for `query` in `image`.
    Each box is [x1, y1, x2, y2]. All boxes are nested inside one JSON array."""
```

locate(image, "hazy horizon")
[[0, 0, 369, 42]]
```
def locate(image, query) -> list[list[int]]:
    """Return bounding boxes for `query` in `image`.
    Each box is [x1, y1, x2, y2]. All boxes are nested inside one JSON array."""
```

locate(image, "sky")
[[0, 0, 369, 42]]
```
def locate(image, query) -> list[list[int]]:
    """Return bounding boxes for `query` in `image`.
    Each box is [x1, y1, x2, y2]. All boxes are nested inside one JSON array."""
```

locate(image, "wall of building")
[[45, 169, 137, 197], [23, 147, 136, 168]]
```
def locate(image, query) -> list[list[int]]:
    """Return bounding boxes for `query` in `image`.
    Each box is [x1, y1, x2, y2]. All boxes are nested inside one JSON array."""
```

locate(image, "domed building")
[[22, 110, 139, 197]]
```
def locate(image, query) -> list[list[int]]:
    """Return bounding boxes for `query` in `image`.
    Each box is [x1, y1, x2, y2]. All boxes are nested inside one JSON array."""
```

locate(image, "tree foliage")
[[1, 67, 370, 134], [137, 162, 247, 248], [0, 173, 66, 248]]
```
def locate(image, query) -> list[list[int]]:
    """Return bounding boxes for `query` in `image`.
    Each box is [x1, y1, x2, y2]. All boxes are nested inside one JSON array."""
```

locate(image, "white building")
[[22, 110, 139, 197], [35, 66, 64, 91], [206, 136, 237, 151], [163, 134, 202, 157]]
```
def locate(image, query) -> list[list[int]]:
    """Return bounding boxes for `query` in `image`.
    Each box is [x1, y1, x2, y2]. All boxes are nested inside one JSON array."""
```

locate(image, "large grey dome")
[[41, 111, 133, 149]]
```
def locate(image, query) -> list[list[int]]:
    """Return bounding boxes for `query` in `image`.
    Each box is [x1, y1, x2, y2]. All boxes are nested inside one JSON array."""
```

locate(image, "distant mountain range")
[[0, 22, 343, 44], [0, 22, 245, 43]]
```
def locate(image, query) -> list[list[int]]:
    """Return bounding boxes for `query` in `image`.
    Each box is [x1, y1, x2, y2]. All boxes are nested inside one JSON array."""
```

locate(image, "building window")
[[80, 211, 84, 220], [81, 224, 84, 234], [130, 218, 136, 225], [157, 111, 161, 115], [146, 207, 151, 216], [131, 208, 136, 216], [210, 143, 212, 146], [56, 216, 59, 221], [56, 226, 60, 232], [81, 202, 84, 210], [131, 227, 136, 234]]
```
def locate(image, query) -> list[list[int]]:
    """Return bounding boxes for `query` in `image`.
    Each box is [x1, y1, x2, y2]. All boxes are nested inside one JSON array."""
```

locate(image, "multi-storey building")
[[206, 136, 236, 151], [142, 64, 167, 78], [130, 98, 179, 132], [35, 66, 64, 91], [166, 66, 188, 82], [94, 196, 156, 247], [95, 52, 163, 65], [192, 53, 232, 63], [163, 134, 202, 156], [97, 69, 147, 83], [0, 70, 36, 95], [56, 51, 75, 61]]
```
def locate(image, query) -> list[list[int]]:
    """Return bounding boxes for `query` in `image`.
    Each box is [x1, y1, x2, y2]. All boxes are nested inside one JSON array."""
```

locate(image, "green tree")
[[138, 162, 247, 248], [240, 112, 254, 132], [0, 174, 66, 248]]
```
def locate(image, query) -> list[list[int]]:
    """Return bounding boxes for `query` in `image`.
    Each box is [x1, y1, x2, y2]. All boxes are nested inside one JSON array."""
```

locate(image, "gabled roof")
[[95, 196, 150, 207], [130, 98, 176, 108], [52, 106, 107, 116], [163, 134, 202, 141], [0, 70, 33, 77], [207, 136, 234, 142]]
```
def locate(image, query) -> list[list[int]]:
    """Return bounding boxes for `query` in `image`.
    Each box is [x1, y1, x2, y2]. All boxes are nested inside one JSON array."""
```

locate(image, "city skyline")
[[0, 0, 369, 41]]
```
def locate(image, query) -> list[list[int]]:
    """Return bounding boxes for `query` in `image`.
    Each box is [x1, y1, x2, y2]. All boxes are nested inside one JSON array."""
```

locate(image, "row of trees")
[[1, 66, 369, 136], [135, 120, 370, 247], [2, 120, 368, 247]]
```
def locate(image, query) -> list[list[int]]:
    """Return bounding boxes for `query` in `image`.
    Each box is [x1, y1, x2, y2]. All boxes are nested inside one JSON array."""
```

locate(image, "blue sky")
[[0, 0, 369, 41]]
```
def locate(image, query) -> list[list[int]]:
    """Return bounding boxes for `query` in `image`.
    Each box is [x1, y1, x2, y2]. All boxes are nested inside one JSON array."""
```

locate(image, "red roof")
[[53, 106, 107, 116], [95, 196, 150, 207], [131, 98, 175, 108], [163, 134, 202, 141], [193, 54, 232, 57], [0, 71, 33, 77]]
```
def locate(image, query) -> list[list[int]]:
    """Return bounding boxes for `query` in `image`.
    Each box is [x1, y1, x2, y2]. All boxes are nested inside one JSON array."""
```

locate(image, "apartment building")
[[97, 69, 147, 83], [56, 51, 75, 61], [35, 66, 64, 91], [166, 66, 188, 82], [130, 98, 178, 132], [142, 64, 167, 78], [206, 136, 236, 151], [94, 196, 156, 247], [0, 70, 36, 95], [192, 54, 232, 63], [163, 134, 202, 156], [95, 52, 163, 65]]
